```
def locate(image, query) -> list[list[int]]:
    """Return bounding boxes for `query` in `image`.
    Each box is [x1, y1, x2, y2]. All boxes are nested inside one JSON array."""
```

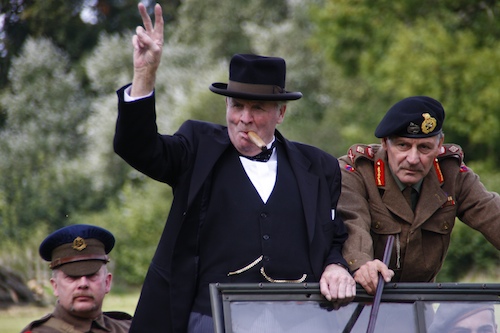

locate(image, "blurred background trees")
[[0, 0, 498, 291]]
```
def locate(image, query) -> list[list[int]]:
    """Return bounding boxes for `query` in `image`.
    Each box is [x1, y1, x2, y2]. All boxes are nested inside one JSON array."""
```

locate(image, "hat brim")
[[60, 260, 106, 277], [209, 83, 302, 101]]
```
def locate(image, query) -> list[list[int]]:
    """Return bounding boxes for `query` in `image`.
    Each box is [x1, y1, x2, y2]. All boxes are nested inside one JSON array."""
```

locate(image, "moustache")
[[401, 164, 423, 172], [73, 293, 94, 299]]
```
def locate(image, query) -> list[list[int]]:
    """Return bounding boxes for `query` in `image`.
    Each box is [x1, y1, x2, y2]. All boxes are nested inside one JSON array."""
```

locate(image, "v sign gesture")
[[131, 3, 164, 97]]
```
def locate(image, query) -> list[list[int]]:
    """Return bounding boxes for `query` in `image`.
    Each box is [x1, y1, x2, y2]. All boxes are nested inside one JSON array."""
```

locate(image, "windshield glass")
[[226, 300, 499, 332]]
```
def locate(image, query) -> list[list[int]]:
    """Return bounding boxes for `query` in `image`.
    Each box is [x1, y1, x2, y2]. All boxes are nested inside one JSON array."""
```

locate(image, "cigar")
[[247, 131, 267, 151]]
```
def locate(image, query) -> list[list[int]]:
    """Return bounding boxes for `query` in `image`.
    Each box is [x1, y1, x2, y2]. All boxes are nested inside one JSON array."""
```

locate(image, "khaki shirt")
[[338, 143, 500, 282], [21, 301, 132, 333]]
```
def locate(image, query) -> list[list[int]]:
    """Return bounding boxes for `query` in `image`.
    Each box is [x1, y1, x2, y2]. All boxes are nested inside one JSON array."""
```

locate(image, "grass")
[[0, 290, 140, 333]]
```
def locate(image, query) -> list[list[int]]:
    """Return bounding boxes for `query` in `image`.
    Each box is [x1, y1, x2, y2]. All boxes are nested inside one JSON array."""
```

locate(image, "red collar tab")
[[375, 159, 385, 186]]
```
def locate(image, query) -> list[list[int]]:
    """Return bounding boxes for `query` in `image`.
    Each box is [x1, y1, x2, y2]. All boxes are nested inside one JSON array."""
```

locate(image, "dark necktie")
[[240, 143, 275, 162], [403, 186, 417, 211]]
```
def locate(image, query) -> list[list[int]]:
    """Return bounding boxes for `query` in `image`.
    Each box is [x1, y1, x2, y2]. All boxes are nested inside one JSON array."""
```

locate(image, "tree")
[[0, 37, 92, 240], [0, 0, 181, 88], [311, 0, 500, 161], [171, 0, 289, 59]]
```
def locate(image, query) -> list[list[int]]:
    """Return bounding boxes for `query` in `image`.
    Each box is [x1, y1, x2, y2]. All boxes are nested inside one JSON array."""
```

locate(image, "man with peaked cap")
[[21, 224, 132, 333], [113, 3, 355, 333], [337, 96, 500, 295], [428, 302, 498, 333]]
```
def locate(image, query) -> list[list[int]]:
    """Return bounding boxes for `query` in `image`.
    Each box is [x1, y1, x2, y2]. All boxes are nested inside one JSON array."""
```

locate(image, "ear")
[[381, 137, 388, 149], [277, 104, 287, 124], [105, 273, 113, 294], [50, 277, 59, 297]]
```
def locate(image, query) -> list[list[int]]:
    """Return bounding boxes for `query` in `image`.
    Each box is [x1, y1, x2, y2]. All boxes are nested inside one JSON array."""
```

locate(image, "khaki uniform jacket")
[[338, 143, 500, 282], [21, 302, 132, 333]]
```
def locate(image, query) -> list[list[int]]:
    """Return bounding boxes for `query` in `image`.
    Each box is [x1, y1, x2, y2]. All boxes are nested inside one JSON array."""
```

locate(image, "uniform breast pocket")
[[369, 204, 402, 257], [419, 212, 456, 270], [369, 203, 401, 235]]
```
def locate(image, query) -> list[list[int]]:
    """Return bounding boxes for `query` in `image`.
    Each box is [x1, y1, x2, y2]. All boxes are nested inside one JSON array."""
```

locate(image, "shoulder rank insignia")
[[438, 144, 464, 163], [375, 159, 385, 186], [348, 145, 375, 164], [347, 148, 355, 164]]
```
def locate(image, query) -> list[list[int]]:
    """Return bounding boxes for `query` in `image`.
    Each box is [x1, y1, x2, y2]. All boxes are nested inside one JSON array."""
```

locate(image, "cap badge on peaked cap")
[[72, 237, 87, 251]]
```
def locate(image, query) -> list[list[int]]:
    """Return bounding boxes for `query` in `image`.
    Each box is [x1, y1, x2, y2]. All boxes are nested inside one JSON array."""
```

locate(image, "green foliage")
[[172, 0, 289, 59], [0, 38, 95, 237], [0, 224, 50, 282], [0, 0, 179, 88], [72, 177, 171, 286], [437, 220, 500, 282], [311, 0, 500, 162], [84, 33, 136, 94], [369, 20, 500, 162]]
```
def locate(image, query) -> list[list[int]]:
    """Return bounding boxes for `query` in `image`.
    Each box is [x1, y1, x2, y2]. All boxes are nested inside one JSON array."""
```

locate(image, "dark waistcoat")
[[192, 145, 314, 315]]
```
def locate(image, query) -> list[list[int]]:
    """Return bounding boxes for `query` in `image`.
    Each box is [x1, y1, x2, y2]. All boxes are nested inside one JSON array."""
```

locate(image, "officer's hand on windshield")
[[353, 259, 394, 295]]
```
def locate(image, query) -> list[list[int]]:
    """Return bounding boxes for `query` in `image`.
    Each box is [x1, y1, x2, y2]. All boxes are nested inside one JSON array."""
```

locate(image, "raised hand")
[[131, 3, 164, 97]]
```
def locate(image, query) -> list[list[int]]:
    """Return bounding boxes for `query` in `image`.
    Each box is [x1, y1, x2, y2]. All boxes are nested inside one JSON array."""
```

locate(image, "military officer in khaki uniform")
[[338, 96, 500, 295], [21, 224, 131, 333]]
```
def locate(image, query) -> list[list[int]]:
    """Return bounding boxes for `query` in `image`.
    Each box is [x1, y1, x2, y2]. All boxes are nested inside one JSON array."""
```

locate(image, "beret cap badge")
[[421, 113, 437, 134], [72, 236, 87, 251]]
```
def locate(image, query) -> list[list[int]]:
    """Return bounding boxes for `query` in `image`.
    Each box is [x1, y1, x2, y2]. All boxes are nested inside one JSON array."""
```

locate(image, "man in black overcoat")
[[114, 3, 355, 332]]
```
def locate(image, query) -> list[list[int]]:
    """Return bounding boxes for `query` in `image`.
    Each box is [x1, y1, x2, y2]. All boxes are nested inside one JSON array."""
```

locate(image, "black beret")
[[39, 224, 115, 276], [375, 96, 445, 138]]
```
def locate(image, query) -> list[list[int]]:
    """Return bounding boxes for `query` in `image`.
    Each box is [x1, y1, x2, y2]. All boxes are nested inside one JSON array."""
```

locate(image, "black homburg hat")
[[209, 53, 302, 101]]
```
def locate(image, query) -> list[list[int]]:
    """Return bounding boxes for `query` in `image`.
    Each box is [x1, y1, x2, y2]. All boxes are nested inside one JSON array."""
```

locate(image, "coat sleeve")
[[337, 155, 376, 272], [320, 151, 350, 269], [113, 84, 192, 186], [453, 161, 500, 249]]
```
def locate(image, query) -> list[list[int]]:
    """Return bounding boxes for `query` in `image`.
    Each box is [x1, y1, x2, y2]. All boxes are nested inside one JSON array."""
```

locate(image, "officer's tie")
[[403, 186, 417, 211]]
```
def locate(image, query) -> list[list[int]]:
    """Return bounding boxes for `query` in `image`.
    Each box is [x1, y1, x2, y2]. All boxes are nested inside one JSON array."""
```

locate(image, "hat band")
[[50, 254, 109, 269], [227, 80, 284, 95]]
